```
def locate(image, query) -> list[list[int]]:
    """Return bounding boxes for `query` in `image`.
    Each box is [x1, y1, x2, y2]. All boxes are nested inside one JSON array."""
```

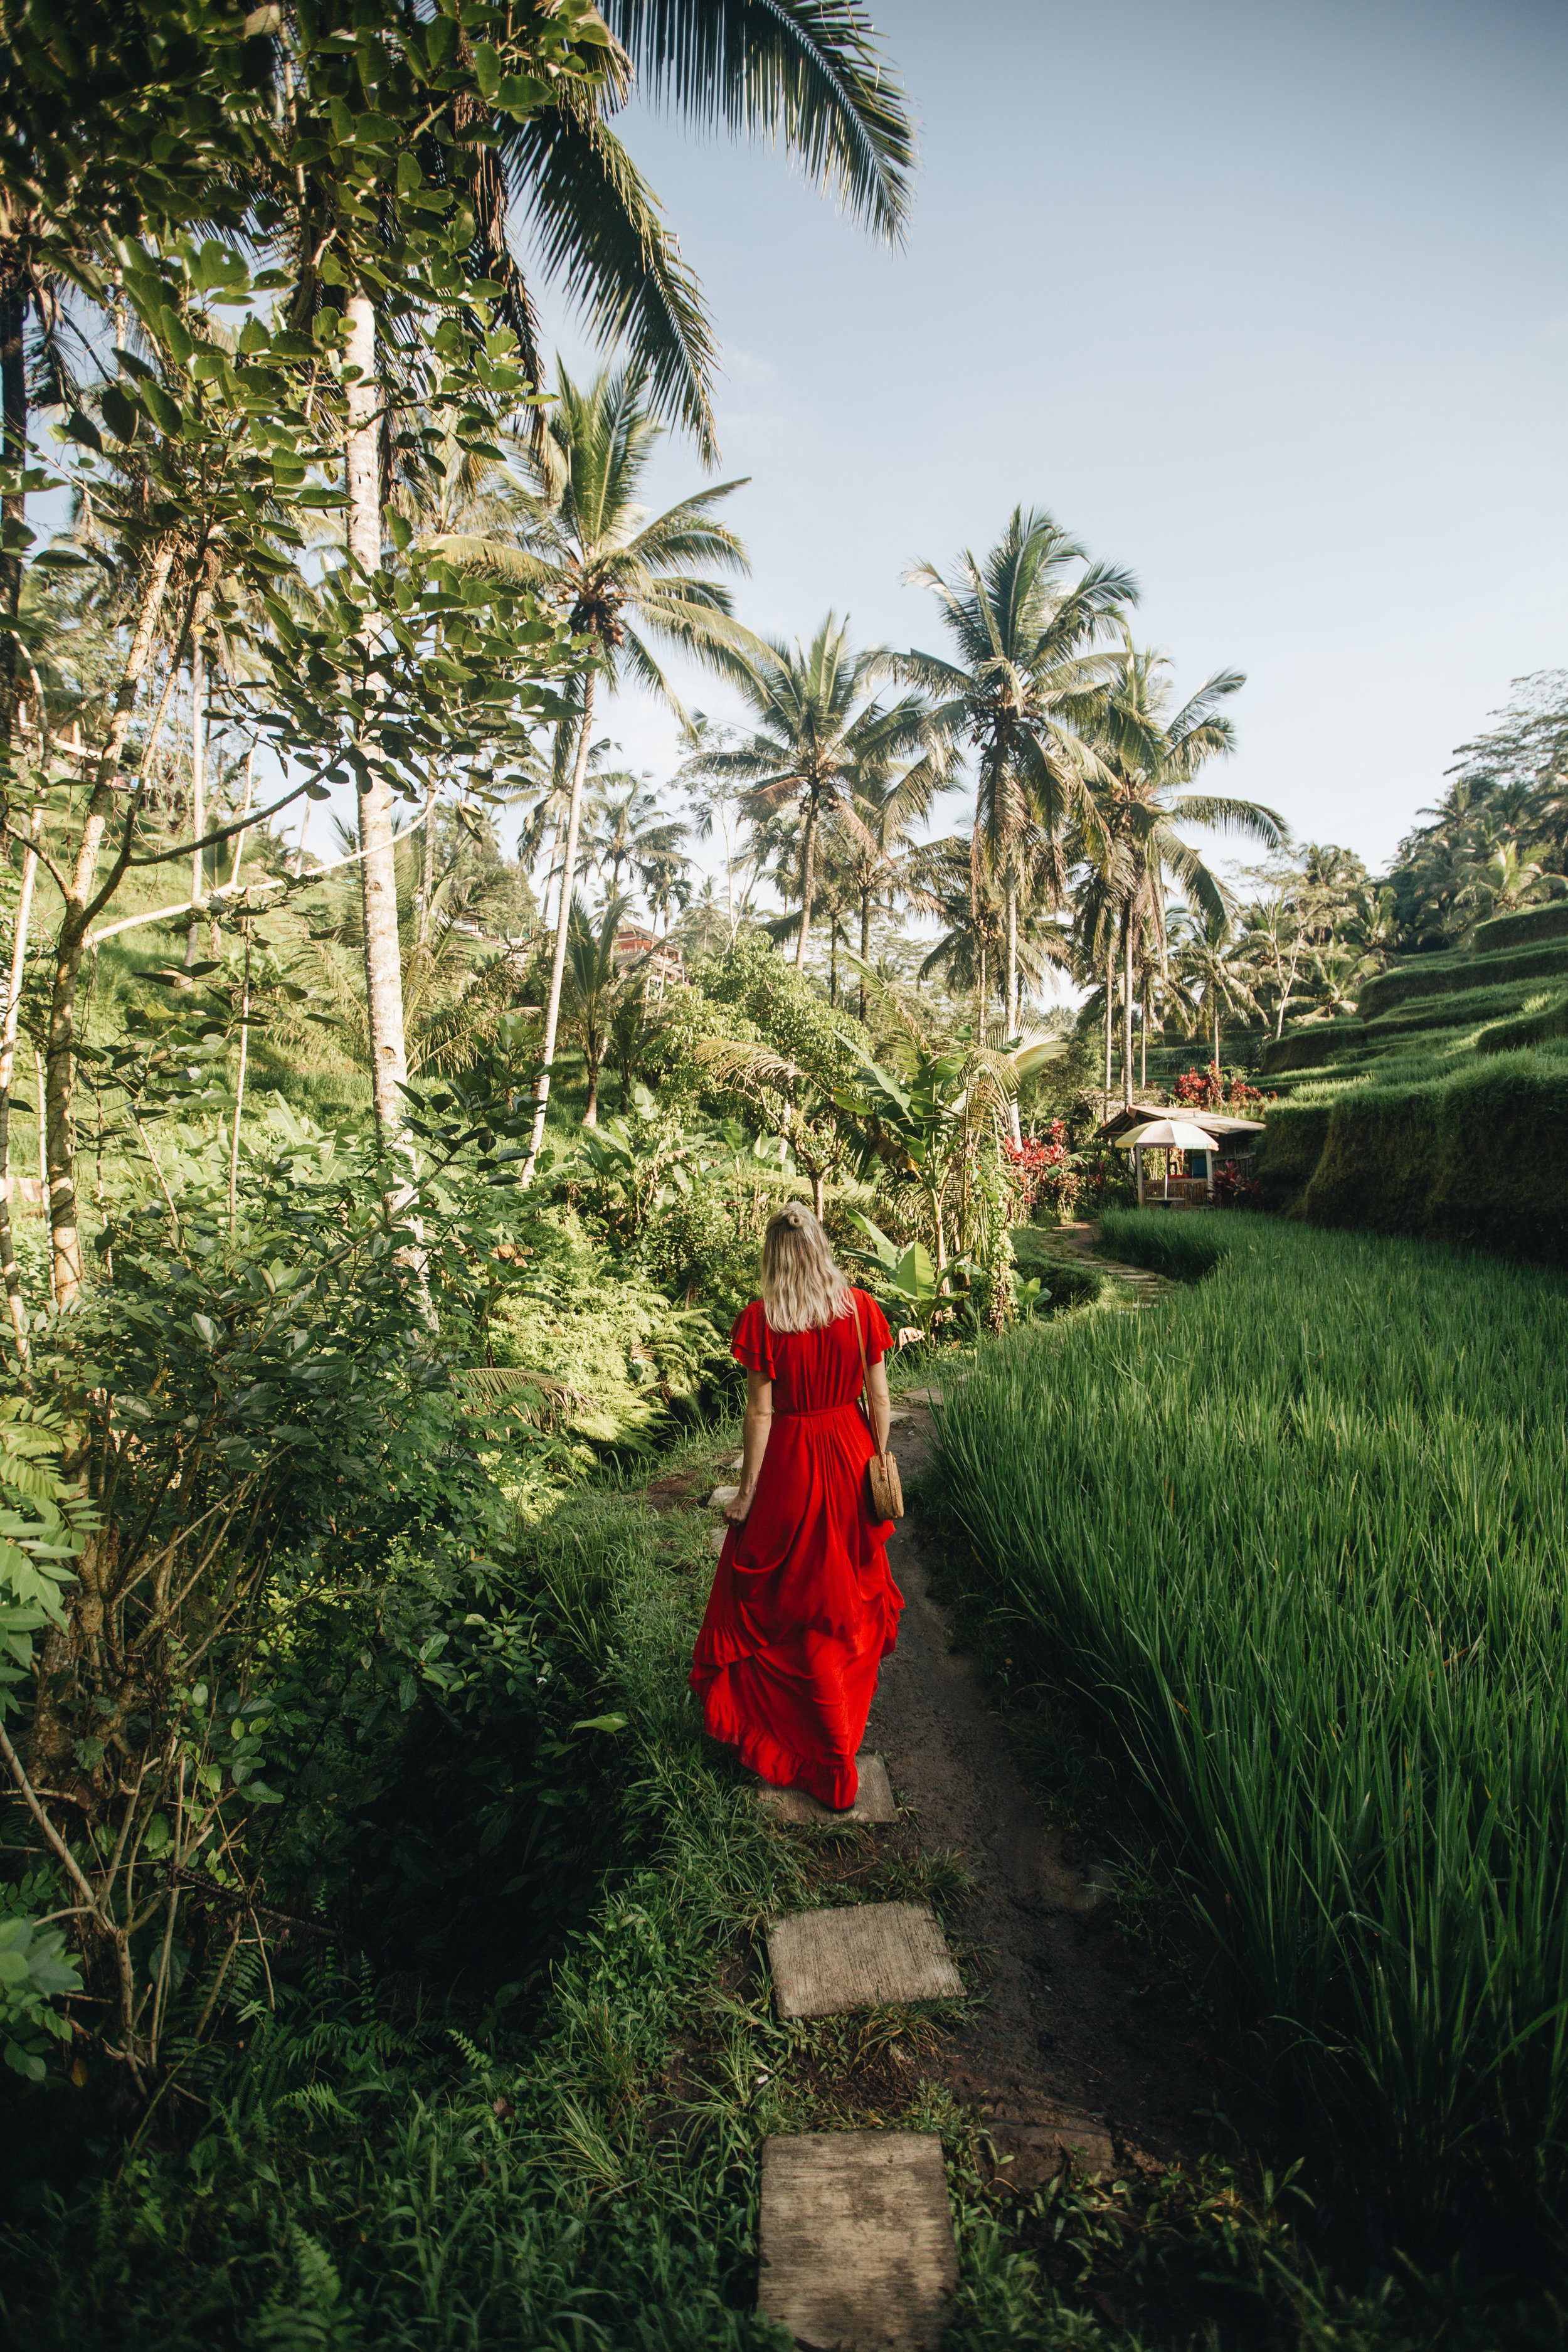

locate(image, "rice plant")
[[931, 1210, 1568, 2255]]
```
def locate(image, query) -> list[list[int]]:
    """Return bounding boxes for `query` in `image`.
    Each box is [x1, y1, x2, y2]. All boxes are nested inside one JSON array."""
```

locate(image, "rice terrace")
[[0, 3, 1565, 2348]]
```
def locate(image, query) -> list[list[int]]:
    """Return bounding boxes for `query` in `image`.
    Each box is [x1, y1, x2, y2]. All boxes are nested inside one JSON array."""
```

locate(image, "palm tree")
[[436, 360, 759, 1170], [681, 613, 930, 970], [588, 774, 690, 910], [901, 509, 1136, 1034], [916, 834, 1071, 1036], [560, 892, 636, 1126], [1081, 643, 1286, 1107], [469, 1, 916, 460], [1170, 909, 1260, 1073]]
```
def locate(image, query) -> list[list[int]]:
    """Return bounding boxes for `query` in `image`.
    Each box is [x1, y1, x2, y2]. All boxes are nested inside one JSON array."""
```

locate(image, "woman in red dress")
[[689, 1202, 901, 1811]]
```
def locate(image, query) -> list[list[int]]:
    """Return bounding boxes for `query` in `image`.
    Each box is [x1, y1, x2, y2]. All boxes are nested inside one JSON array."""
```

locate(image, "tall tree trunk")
[[0, 778, 42, 1357], [184, 639, 206, 969], [0, 260, 27, 746], [859, 887, 871, 1021], [344, 292, 412, 1168], [46, 539, 176, 1305], [1104, 933, 1113, 1118], [525, 663, 596, 1177], [417, 774, 438, 948], [977, 941, 986, 1047], [793, 792, 818, 970], [1121, 919, 1135, 1108], [1140, 982, 1148, 1093], [583, 1049, 599, 1127], [1005, 882, 1018, 1037], [227, 926, 251, 1238], [829, 923, 837, 1006], [1212, 997, 1221, 1073]]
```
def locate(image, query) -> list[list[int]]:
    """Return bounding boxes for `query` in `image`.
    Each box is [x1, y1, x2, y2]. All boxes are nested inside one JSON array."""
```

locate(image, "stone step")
[[766, 1902, 961, 2021], [709, 1523, 726, 1555], [756, 1751, 895, 1826], [708, 1484, 740, 1510], [758, 2130, 956, 2351]]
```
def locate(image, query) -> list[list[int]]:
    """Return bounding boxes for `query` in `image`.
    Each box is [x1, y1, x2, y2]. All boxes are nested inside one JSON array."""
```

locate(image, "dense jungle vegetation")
[[3, 1, 1567, 2346]]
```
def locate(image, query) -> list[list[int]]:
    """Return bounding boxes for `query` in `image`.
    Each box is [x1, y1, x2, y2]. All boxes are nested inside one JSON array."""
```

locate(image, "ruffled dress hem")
[[691, 1669, 867, 1808]]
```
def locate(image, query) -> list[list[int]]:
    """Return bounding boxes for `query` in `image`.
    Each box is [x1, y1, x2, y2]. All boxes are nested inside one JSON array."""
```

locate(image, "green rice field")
[[933, 1210, 1568, 2259]]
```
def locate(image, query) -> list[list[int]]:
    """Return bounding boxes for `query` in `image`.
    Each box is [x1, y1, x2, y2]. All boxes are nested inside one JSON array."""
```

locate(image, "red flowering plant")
[[1212, 1161, 1261, 1209], [1175, 1064, 1268, 1111], [1004, 1121, 1083, 1222]]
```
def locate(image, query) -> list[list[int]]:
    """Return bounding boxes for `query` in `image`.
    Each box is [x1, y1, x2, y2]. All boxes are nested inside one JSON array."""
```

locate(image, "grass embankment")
[[1254, 903, 1568, 1258], [930, 1211, 1568, 2287]]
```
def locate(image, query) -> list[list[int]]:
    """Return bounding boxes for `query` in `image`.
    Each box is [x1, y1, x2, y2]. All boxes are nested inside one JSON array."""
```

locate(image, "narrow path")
[[867, 1398, 1227, 2175], [1046, 1216, 1177, 1310]]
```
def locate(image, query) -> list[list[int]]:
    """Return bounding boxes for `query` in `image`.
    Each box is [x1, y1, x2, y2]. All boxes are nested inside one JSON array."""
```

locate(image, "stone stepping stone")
[[898, 1385, 944, 1407], [758, 2130, 956, 2351], [708, 1484, 740, 1510], [756, 1751, 896, 1826], [766, 1902, 961, 2020], [709, 1523, 726, 1555], [724, 1451, 745, 1468]]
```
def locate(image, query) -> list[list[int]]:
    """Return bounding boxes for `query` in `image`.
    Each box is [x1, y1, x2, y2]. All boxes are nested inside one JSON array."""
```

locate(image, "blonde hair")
[[760, 1202, 855, 1333]]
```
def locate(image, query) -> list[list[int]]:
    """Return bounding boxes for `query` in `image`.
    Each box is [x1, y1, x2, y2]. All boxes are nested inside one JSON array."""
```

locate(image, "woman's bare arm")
[[866, 1357, 891, 1454], [726, 1369, 773, 1522]]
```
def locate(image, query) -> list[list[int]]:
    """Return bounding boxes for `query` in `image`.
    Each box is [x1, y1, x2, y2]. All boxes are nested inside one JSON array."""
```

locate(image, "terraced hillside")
[[1251, 899, 1568, 1263]]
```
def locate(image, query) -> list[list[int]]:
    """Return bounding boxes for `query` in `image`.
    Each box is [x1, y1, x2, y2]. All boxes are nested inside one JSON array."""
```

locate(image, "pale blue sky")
[[537, 0, 1568, 878]]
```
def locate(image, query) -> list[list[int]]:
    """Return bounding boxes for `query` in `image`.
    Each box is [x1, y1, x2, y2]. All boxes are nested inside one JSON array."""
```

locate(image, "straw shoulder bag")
[[852, 1296, 904, 1522]]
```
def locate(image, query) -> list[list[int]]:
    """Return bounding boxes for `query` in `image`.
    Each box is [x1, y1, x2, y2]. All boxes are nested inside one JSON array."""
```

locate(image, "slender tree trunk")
[[811, 1169, 824, 1220], [859, 888, 871, 1021], [1121, 919, 1135, 1108], [977, 943, 987, 1047], [345, 292, 412, 1169], [34, 1046, 50, 1301], [228, 750, 255, 891], [418, 775, 438, 948], [1140, 981, 1148, 1093], [1213, 998, 1221, 1072], [525, 663, 596, 1176], [829, 923, 837, 1005], [1005, 882, 1018, 1037], [228, 926, 251, 1237], [1103, 933, 1114, 1117], [184, 640, 206, 969], [583, 1046, 599, 1128], [46, 538, 176, 1305], [1, 262, 27, 746], [0, 781, 42, 1357], [794, 793, 818, 971]]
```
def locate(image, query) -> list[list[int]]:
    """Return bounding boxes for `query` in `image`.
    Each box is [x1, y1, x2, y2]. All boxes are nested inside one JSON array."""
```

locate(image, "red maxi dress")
[[689, 1289, 902, 1808]]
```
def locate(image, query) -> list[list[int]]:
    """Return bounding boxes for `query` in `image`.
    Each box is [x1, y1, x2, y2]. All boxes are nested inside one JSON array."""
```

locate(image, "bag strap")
[[852, 1293, 882, 1459]]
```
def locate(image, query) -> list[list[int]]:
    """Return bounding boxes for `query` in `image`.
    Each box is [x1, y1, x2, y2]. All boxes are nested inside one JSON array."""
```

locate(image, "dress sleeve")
[[731, 1300, 776, 1377], [858, 1291, 894, 1365]]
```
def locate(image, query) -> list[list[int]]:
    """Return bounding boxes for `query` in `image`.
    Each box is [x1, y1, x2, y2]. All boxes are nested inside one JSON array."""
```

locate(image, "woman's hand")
[[724, 1484, 755, 1524]]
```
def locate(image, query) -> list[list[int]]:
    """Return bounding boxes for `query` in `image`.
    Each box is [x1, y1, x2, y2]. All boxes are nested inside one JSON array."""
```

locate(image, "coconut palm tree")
[[900, 509, 1136, 1035], [560, 891, 636, 1126], [681, 613, 931, 972], [1080, 643, 1286, 1106], [435, 360, 760, 1169], [1170, 908, 1260, 1073], [466, 0, 916, 460]]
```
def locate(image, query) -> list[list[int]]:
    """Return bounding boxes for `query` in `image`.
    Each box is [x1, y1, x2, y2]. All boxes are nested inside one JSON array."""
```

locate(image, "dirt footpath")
[[868, 1402, 1250, 2173]]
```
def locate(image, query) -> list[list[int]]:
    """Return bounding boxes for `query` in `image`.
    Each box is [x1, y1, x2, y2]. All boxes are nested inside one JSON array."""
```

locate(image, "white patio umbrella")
[[1119, 1118, 1220, 1205]]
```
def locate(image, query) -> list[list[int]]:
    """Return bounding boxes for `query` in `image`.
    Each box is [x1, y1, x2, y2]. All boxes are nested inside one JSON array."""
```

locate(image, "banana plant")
[[842, 1211, 946, 1333]]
